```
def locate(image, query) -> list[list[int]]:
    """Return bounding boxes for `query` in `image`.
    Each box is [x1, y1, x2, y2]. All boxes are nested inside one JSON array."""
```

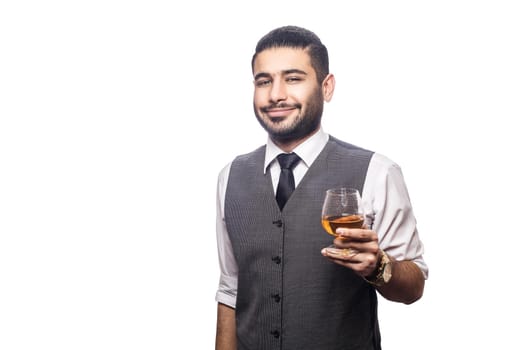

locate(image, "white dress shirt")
[[215, 128, 428, 308]]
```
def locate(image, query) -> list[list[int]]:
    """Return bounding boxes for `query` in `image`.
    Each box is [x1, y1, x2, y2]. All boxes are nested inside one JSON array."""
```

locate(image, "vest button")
[[270, 330, 280, 338], [271, 293, 281, 303], [272, 220, 283, 227], [271, 256, 281, 264]]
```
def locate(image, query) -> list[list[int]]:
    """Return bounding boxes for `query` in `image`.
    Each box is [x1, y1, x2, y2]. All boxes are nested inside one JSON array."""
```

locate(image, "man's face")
[[252, 47, 328, 144]]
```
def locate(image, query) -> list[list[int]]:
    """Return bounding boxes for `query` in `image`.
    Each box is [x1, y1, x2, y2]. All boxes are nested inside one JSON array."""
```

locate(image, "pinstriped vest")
[[225, 136, 380, 350]]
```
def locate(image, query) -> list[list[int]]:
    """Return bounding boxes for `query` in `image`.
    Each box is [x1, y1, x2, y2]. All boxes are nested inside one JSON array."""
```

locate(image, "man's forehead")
[[253, 47, 312, 75]]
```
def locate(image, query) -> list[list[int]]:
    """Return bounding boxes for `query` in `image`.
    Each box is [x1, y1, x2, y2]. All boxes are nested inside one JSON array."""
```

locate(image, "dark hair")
[[251, 26, 329, 84]]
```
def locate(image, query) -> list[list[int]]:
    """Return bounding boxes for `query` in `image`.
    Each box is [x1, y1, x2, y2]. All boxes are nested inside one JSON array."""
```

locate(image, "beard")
[[254, 86, 324, 143]]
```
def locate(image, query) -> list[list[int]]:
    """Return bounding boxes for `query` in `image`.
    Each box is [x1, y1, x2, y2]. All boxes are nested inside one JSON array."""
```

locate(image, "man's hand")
[[321, 227, 380, 277]]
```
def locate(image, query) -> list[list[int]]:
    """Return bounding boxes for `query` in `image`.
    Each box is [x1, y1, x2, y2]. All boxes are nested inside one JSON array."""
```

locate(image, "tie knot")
[[277, 152, 301, 170]]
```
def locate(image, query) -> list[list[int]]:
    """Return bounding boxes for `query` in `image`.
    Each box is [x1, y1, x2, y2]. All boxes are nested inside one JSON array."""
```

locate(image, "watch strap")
[[364, 250, 390, 286]]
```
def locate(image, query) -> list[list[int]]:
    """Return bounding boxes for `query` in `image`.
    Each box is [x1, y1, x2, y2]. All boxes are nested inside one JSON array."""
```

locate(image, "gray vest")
[[225, 136, 379, 350]]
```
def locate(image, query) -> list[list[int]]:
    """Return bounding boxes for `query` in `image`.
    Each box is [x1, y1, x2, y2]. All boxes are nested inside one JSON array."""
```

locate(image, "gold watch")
[[365, 250, 392, 286]]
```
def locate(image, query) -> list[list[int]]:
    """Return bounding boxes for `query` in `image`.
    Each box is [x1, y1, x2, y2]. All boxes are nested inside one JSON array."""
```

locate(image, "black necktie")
[[276, 152, 301, 210]]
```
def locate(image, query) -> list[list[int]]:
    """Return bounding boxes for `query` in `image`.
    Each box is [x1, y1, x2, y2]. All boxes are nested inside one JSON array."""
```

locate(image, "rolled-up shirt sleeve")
[[362, 153, 428, 279], [215, 163, 238, 308]]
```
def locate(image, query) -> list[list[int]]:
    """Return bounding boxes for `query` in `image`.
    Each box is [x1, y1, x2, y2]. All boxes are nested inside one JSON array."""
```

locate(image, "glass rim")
[[325, 187, 360, 195]]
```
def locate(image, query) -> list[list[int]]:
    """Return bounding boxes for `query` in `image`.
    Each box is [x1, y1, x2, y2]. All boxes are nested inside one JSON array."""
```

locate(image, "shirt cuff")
[[412, 257, 429, 280], [215, 290, 236, 309]]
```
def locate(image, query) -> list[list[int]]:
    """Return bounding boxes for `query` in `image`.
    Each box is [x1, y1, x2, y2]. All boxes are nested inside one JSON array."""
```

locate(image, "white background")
[[1, 1, 524, 349]]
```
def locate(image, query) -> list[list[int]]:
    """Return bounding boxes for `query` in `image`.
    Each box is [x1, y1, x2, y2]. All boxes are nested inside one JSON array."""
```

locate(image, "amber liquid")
[[321, 214, 364, 236]]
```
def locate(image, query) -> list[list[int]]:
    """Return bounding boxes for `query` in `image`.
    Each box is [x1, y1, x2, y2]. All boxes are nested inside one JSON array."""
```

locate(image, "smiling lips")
[[263, 105, 298, 118]]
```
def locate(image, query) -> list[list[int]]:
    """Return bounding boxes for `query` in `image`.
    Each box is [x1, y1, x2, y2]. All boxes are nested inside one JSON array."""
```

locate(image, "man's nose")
[[270, 80, 287, 103]]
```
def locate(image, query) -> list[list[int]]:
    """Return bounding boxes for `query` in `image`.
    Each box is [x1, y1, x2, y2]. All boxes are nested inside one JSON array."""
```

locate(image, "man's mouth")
[[262, 104, 299, 118]]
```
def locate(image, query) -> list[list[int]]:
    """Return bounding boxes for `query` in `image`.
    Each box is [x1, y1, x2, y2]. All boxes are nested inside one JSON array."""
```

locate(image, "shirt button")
[[272, 220, 283, 227], [271, 293, 281, 303], [271, 256, 281, 264], [270, 330, 280, 338]]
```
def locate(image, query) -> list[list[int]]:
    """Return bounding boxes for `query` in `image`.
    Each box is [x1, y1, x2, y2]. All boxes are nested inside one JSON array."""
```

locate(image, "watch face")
[[383, 263, 392, 283], [365, 251, 392, 286]]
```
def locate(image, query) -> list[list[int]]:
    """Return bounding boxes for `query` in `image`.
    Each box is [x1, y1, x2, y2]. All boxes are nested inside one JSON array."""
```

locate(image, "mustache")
[[261, 103, 301, 112]]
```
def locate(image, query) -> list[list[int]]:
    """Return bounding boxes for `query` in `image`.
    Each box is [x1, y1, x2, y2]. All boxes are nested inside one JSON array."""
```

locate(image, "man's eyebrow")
[[254, 69, 308, 81], [283, 69, 308, 76], [254, 72, 271, 81]]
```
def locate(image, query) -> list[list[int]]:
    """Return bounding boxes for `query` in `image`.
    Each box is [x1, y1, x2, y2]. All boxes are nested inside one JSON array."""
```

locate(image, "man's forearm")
[[377, 259, 425, 304], [216, 303, 237, 350]]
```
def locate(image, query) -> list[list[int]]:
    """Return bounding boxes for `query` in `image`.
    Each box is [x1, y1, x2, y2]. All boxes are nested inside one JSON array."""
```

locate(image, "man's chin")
[[268, 128, 301, 143], [260, 119, 293, 136]]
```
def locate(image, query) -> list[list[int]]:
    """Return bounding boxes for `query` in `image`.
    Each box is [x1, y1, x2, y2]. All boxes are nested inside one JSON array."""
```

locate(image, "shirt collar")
[[263, 128, 329, 173]]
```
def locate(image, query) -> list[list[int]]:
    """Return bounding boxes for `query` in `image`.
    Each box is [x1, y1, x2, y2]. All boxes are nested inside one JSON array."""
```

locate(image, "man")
[[215, 25, 428, 350]]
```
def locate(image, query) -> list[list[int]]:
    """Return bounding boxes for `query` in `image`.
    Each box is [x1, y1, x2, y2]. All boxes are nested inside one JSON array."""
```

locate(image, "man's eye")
[[286, 77, 302, 83], [255, 80, 271, 87]]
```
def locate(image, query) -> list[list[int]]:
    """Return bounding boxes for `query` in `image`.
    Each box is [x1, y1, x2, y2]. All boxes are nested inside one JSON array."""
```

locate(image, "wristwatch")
[[365, 250, 392, 286]]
